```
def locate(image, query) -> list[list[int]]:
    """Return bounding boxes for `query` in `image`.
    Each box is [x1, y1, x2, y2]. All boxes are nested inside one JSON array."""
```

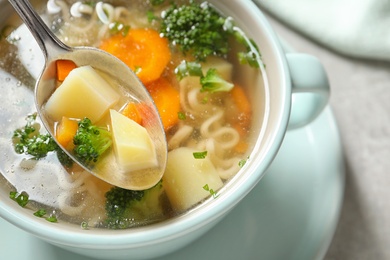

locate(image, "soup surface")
[[0, 0, 266, 229]]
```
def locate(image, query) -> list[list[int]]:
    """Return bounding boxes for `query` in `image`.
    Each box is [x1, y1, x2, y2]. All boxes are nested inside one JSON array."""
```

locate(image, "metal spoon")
[[8, 0, 167, 190]]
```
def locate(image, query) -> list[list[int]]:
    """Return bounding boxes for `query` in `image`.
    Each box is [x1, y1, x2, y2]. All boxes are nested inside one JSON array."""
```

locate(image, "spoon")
[[8, 0, 167, 190]]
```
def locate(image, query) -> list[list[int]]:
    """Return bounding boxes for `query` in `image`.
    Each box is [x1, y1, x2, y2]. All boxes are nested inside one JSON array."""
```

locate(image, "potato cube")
[[163, 147, 223, 212], [110, 109, 158, 172], [45, 65, 120, 123]]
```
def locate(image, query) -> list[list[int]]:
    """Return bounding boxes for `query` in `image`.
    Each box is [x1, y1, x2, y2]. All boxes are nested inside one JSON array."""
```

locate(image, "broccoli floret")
[[73, 118, 112, 164], [13, 113, 58, 159], [175, 61, 233, 93], [160, 1, 229, 62], [200, 68, 234, 93], [160, 1, 262, 68], [105, 181, 165, 229]]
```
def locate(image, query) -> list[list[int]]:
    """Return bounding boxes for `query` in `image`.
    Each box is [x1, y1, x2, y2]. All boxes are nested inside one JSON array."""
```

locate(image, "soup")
[[0, 0, 267, 229]]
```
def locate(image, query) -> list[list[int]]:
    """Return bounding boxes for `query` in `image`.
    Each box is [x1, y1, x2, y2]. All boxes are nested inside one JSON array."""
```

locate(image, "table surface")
[[266, 13, 390, 260]]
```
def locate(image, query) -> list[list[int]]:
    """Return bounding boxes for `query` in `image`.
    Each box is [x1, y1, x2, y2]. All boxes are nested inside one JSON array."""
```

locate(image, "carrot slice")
[[121, 102, 143, 125], [99, 28, 171, 85], [145, 77, 180, 131], [56, 60, 77, 82], [234, 140, 249, 154], [56, 116, 79, 148], [229, 85, 252, 153], [230, 84, 252, 129]]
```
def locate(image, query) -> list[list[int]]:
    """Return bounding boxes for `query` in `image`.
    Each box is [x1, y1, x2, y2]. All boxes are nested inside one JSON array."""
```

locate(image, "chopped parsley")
[[201, 96, 209, 104], [12, 113, 73, 167], [33, 208, 58, 223], [81, 221, 90, 230], [109, 22, 130, 36], [34, 209, 47, 217], [238, 157, 249, 168], [13, 113, 57, 159], [9, 191, 29, 207], [203, 184, 218, 198], [193, 151, 207, 159], [45, 214, 58, 223], [178, 112, 186, 120]]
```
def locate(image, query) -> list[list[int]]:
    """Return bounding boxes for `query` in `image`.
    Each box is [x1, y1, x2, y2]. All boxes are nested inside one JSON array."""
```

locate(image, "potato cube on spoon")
[[110, 109, 158, 172], [45, 65, 120, 123]]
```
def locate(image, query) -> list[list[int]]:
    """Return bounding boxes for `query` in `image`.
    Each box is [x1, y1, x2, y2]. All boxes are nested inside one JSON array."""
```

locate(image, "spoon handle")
[[7, 0, 70, 59]]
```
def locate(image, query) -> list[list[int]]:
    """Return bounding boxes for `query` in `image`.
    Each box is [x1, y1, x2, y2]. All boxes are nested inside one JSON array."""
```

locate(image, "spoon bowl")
[[8, 0, 167, 190]]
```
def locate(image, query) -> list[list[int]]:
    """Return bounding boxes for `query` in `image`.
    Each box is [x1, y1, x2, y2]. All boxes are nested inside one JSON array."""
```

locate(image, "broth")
[[0, 0, 267, 229]]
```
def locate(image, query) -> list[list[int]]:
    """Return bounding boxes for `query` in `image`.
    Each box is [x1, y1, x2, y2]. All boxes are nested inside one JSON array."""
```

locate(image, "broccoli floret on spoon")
[[73, 118, 112, 164]]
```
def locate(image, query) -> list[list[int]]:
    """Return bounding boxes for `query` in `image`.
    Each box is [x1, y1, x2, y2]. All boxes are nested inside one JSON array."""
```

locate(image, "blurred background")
[[256, 0, 390, 259]]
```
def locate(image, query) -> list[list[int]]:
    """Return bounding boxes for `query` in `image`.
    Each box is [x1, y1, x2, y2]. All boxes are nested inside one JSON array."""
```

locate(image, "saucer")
[[0, 106, 345, 260]]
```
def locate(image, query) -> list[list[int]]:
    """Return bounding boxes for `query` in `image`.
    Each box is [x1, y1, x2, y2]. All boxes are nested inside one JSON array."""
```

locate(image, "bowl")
[[0, 0, 302, 259]]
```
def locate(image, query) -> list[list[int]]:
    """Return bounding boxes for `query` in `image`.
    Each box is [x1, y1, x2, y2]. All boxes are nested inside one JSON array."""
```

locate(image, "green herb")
[[178, 112, 186, 120], [34, 208, 58, 223], [238, 157, 249, 168], [13, 113, 57, 159], [201, 96, 209, 104], [9, 191, 29, 207], [109, 22, 130, 36], [12, 113, 73, 167], [34, 209, 47, 217], [203, 184, 218, 198], [81, 221, 89, 230], [193, 151, 207, 159], [45, 215, 58, 223]]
